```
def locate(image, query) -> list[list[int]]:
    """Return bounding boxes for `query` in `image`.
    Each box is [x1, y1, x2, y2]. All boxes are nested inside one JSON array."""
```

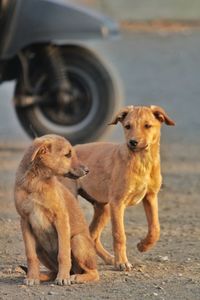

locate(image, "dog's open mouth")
[[127, 144, 149, 152]]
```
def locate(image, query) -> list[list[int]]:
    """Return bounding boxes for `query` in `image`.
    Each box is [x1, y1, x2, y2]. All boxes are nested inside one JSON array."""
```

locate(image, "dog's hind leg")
[[89, 203, 114, 265], [70, 234, 99, 283]]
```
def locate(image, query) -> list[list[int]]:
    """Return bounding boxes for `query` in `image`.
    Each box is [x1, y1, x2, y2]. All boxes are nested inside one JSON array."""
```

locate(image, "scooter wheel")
[[14, 46, 122, 144]]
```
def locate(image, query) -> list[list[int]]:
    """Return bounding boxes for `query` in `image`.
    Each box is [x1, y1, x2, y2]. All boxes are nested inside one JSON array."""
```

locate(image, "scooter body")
[[0, 0, 118, 60], [0, 0, 121, 144]]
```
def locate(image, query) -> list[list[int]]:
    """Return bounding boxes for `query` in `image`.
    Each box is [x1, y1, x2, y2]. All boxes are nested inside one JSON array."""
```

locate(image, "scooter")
[[0, 0, 120, 144]]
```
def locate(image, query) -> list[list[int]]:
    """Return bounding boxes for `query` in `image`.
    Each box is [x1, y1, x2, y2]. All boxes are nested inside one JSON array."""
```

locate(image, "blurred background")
[[0, 0, 200, 149], [72, 0, 200, 20]]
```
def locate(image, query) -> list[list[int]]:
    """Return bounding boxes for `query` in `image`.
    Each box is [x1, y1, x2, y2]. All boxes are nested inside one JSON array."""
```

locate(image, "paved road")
[[0, 30, 200, 148]]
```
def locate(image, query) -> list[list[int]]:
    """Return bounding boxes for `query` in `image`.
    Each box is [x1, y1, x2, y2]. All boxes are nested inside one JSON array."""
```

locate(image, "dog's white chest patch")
[[30, 207, 48, 229], [29, 205, 57, 253]]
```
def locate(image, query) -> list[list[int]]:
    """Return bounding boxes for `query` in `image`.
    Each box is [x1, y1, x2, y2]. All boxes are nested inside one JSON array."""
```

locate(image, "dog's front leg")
[[21, 218, 40, 285], [54, 214, 71, 285], [137, 192, 160, 252], [110, 202, 132, 271]]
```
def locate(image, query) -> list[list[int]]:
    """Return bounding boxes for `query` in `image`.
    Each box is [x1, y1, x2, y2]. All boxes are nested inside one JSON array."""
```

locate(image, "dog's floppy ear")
[[108, 106, 134, 125], [31, 142, 52, 162], [150, 105, 175, 126]]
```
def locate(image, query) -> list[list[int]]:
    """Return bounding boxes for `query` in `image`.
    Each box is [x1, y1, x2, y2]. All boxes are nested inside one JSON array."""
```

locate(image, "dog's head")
[[30, 134, 89, 179], [109, 105, 175, 152]]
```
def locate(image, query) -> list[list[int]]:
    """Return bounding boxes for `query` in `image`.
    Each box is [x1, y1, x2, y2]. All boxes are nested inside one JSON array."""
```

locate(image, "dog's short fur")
[[72, 105, 175, 271], [14, 134, 99, 285]]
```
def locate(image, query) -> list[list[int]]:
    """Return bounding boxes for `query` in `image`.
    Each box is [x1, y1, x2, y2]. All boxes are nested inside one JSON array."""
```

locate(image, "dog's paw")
[[70, 275, 85, 284], [70, 275, 78, 284], [24, 278, 40, 286], [137, 240, 151, 252], [54, 277, 71, 286], [115, 261, 133, 271]]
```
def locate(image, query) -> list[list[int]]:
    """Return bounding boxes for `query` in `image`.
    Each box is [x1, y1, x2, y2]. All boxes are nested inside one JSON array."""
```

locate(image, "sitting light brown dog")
[[73, 105, 175, 271], [14, 134, 99, 285]]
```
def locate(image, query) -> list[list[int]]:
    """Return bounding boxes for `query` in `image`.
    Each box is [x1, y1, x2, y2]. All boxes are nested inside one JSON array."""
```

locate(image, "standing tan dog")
[[73, 105, 175, 271], [15, 134, 99, 285]]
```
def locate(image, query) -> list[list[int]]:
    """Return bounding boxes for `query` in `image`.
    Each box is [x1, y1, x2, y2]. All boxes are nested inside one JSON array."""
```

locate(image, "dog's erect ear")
[[31, 142, 52, 162], [150, 105, 175, 126], [108, 106, 134, 125]]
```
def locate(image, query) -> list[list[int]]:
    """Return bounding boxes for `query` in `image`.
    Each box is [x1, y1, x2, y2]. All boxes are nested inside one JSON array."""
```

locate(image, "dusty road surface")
[[0, 30, 200, 299], [0, 142, 199, 300]]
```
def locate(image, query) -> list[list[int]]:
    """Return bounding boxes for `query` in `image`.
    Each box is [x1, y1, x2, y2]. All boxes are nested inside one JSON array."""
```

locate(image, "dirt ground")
[[0, 139, 199, 300]]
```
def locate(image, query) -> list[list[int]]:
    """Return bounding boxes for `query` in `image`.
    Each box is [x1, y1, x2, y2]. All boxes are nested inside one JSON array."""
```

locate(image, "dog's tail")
[[19, 265, 57, 282]]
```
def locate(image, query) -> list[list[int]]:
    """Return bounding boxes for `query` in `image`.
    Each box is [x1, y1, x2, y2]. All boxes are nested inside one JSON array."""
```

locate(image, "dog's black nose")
[[82, 166, 89, 174], [129, 139, 138, 147]]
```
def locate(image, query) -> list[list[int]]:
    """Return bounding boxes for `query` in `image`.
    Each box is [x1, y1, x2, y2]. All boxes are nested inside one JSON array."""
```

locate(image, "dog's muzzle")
[[127, 140, 148, 152], [64, 166, 89, 179]]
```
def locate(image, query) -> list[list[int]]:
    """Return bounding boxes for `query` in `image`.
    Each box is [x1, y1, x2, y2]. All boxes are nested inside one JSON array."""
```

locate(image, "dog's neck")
[[20, 161, 56, 193], [149, 138, 160, 162]]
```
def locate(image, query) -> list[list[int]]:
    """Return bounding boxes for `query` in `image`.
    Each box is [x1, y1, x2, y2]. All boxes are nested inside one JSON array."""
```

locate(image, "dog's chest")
[[125, 184, 147, 206], [29, 201, 58, 252], [125, 162, 150, 206], [29, 204, 51, 230]]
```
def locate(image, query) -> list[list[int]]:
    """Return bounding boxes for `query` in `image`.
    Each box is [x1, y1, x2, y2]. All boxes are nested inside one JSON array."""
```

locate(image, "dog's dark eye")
[[144, 124, 152, 129], [125, 124, 131, 130], [65, 150, 72, 158]]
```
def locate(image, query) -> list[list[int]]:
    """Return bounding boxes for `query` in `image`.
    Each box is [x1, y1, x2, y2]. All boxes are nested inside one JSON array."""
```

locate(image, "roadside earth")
[[0, 140, 199, 300]]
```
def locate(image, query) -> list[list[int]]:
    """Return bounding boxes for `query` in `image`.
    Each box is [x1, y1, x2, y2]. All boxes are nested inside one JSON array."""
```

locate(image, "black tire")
[[14, 46, 121, 144]]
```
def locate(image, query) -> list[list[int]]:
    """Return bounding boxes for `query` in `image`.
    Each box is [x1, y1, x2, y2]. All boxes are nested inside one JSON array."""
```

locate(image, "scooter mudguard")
[[0, 0, 119, 59]]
